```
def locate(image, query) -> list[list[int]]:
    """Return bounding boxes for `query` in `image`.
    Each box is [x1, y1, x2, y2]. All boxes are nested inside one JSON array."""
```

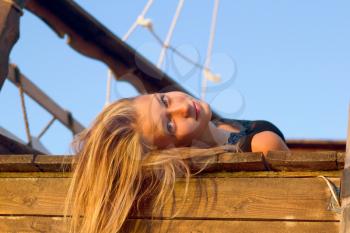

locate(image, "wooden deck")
[[0, 150, 343, 232]]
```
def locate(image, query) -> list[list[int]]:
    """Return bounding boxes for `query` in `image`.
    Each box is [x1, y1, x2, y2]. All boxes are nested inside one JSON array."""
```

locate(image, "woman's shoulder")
[[213, 118, 285, 140], [213, 117, 254, 131]]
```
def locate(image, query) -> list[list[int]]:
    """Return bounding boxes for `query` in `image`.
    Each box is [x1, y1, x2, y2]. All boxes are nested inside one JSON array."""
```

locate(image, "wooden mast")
[[340, 104, 350, 233], [0, 0, 24, 90]]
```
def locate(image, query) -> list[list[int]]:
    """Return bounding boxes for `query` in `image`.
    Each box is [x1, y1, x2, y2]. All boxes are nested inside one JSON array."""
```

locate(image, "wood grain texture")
[[340, 105, 350, 233], [0, 0, 23, 90], [0, 151, 344, 172], [0, 154, 39, 172], [217, 152, 266, 171], [0, 216, 339, 233], [0, 170, 341, 178], [34, 155, 73, 172], [0, 177, 339, 221], [266, 151, 338, 171]]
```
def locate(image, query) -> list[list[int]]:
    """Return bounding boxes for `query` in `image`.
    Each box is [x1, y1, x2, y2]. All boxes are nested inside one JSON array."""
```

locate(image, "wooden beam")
[[0, 154, 39, 172], [0, 177, 339, 221], [266, 151, 338, 171], [0, 133, 43, 155], [0, 151, 344, 172], [0, 216, 339, 233], [0, 0, 24, 91], [340, 104, 350, 233], [7, 64, 84, 135], [287, 139, 346, 152]]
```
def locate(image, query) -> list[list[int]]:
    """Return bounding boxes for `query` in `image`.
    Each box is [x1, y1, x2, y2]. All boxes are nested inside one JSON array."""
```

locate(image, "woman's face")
[[133, 91, 212, 149]]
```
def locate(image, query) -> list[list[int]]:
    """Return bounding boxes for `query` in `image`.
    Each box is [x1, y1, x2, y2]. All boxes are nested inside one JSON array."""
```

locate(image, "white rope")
[[15, 68, 32, 147], [157, 0, 185, 69], [105, 0, 154, 106], [149, 28, 218, 79], [105, 69, 113, 106], [201, 0, 220, 100], [123, 0, 154, 41], [317, 175, 341, 208], [107, 0, 221, 101]]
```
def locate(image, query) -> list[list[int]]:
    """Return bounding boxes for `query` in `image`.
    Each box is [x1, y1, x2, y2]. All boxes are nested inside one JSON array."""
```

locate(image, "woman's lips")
[[193, 101, 200, 120]]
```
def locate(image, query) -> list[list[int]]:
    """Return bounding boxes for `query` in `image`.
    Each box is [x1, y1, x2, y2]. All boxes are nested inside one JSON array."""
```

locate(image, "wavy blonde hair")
[[64, 96, 239, 233]]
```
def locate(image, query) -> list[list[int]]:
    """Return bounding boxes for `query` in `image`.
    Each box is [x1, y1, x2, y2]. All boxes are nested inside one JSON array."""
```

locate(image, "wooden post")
[[0, 0, 24, 91], [340, 104, 350, 233]]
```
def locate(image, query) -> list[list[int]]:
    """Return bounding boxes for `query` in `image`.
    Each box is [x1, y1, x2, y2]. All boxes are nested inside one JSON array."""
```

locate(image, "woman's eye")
[[161, 95, 169, 107], [167, 121, 175, 134]]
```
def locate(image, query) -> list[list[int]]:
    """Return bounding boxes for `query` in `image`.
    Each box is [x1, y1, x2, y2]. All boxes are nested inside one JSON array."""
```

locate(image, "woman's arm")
[[250, 131, 290, 156]]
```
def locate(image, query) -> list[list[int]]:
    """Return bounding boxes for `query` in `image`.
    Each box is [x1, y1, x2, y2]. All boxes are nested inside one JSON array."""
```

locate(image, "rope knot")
[[136, 16, 153, 30], [203, 69, 221, 83]]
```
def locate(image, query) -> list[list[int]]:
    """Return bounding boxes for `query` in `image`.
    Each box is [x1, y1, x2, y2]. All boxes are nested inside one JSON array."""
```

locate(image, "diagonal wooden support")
[[0, 0, 24, 91], [340, 104, 350, 233], [7, 64, 85, 135]]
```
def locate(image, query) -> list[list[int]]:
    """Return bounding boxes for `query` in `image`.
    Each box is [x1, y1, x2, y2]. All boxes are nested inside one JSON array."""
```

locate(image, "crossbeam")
[[7, 64, 84, 135]]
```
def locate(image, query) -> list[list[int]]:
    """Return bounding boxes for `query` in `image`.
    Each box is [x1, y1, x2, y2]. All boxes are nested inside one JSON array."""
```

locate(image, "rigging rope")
[[157, 0, 185, 69], [149, 28, 220, 83], [201, 0, 220, 100], [105, 0, 154, 106], [14, 67, 32, 147], [106, 0, 221, 103]]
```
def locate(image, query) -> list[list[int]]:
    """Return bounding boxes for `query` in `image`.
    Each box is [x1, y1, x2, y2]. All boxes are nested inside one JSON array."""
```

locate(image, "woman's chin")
[[201, 101, 212, 121]]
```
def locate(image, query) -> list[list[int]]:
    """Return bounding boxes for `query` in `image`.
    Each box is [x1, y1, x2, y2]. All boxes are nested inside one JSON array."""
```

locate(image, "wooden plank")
[[266, 151, 338, 171], [0, 0, 23, 91], [287, 139, 346, 152], [340, 104, 350, 233], [1, 151, 343, 172], [0, 170, 341, 178], [198, 170, 341, 178], [123, 219, 339, 233], [0, 154, 39, 172], [0, 216, 339, 233], [0, 177, 339, 221], [218, 152, 266, 171], [34, 155, 73, 172], [338, 152, 345, 169], [0, 133, 43, 155]]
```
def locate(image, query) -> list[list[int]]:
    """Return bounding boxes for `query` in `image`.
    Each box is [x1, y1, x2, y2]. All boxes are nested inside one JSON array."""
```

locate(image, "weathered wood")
[[287, 139, 346, 152], [340, 104, 350, 233], [0, 0, 24, 91], [0, 154, 39, 172], [0, 170, 342, 178], [0, 151, 344, 172], [218, 152, 266, 171], [338, 152, 345, 169], [0, 133, 43, 155], [7, 65, 84, 135], [0, 177, 339, 221], [198, 170, 341, 178], [0, 216, 339, 233], [266, 150, 338, 171], [34, 155, 73, 172]]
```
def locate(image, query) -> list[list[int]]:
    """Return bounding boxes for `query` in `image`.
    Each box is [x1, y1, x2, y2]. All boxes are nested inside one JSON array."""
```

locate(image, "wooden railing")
[[0, 150, 343, 232]]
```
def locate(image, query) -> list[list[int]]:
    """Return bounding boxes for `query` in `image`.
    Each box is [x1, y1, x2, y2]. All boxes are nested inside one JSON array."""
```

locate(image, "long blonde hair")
[[64, 97, 239, 233]]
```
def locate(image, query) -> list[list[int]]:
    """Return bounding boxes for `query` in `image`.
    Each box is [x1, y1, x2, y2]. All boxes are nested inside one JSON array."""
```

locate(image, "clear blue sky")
[[1, 0, 349, 154]]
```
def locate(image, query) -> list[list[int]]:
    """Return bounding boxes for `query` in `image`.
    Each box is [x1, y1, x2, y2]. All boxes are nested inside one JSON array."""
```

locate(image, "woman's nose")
[[168, 102, 190, 118]]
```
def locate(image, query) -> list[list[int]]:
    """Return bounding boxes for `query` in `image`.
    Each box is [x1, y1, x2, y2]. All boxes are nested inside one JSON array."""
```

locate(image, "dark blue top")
[[212, 118, 286, 152]]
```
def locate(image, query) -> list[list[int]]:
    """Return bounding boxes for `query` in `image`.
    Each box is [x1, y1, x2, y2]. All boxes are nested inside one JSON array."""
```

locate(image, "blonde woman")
[[65, 91, 289, 233]]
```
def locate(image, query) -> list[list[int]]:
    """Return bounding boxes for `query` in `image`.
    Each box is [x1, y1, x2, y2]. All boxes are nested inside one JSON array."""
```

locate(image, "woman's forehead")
[[134, 94, 164, 141]]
